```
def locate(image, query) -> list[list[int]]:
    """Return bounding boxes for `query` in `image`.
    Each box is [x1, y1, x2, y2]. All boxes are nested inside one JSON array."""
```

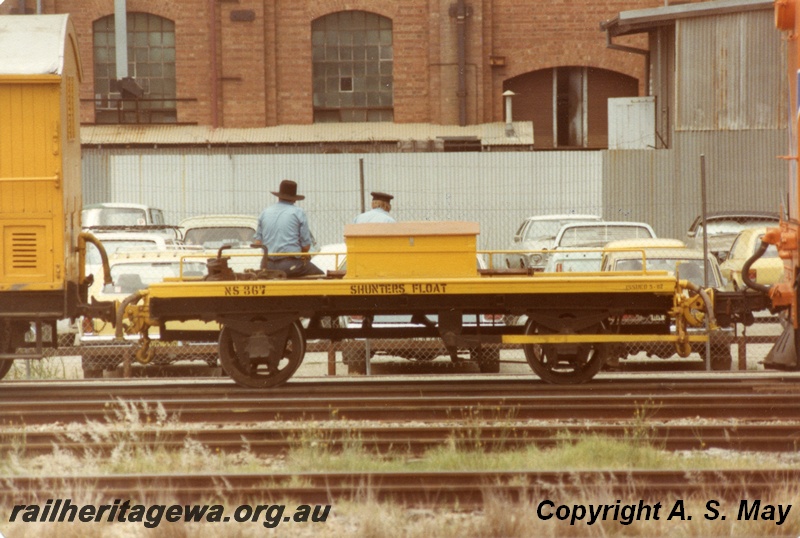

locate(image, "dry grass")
[[4, 356, 80, 381], [2, 401, 800, 537]]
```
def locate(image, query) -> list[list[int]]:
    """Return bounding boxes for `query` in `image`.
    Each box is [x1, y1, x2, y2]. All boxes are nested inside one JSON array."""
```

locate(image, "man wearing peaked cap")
[[253, 180, 323, 277], [354, 191, 396, 223]]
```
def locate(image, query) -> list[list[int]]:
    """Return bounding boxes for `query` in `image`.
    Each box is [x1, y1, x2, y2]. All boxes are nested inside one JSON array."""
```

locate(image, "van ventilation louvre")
[[11, 232, 39, 269]]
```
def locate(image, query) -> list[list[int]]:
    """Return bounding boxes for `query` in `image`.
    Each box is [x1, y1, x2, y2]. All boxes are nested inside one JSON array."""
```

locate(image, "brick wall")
[[15, 0, 705, 127]]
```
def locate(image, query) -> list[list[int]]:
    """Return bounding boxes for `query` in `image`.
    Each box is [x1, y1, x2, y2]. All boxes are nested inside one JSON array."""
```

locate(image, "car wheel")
[[81, 356, 107, 379], [82, 367, 104, 379], [472, 346, 500, 373], [342, 346, 367, 375], [709, 345, 733, 371]]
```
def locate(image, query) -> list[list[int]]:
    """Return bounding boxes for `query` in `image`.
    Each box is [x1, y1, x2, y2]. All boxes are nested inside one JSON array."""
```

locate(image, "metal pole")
[[359, 158, 365, 213], [365, 339, 371, 375], [700, 154, 711, 370]]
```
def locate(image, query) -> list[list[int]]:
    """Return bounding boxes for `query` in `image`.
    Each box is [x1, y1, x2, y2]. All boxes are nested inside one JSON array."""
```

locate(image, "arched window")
[[312, 11, 393, 123], [505, 66, 637, 149], [93, 13, 176, 124]]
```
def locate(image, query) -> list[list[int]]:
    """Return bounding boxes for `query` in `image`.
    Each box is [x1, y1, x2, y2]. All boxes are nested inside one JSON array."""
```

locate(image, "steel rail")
[[3, 469, 796, 508], [3, 423, 800, 455], [1, 391, 799, 424], [1, 375, 796, 402]]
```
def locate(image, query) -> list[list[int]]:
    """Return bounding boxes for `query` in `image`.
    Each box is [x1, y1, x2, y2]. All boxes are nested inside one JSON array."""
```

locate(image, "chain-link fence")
[[12, 318, 780, 381]]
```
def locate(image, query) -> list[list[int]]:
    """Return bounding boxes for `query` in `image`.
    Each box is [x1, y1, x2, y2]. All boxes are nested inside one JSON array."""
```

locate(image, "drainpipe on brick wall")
[[114, 0, 128, 80], [209, 0, 219, 128], [503, 90, 515, 137], [450, 0, 471, 126]]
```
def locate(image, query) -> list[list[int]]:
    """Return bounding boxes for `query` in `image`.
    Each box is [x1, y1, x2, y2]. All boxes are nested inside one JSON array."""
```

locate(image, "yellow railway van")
[[0, 15, 112, 378]]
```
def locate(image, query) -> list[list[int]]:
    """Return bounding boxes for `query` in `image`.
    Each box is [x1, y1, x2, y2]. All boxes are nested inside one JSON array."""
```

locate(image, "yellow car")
[[719, 226, 784, 291], [601, 239, 733, 370]]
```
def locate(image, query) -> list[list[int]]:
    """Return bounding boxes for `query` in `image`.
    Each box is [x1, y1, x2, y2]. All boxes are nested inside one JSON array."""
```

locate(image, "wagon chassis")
[[120, 269, 710, 388]]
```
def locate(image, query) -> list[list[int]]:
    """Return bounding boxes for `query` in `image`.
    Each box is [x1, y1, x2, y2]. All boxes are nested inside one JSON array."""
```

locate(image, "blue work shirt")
[[254, 201, 313, 255], [353, 208, 396, 223]]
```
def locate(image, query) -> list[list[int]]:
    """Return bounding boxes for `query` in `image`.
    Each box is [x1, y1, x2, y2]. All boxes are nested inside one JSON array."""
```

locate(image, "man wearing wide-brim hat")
[[253, 180, 323, 277], [354, 191, 396, 223]]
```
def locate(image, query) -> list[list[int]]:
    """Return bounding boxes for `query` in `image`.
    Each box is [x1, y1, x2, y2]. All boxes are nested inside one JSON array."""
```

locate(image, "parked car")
[[86, 228, 197, 265], [503, 214, 602, 270], [78, 250, 216, 377], [600, 238, 687, 271], [180, 214, 262, 272], [719, 226, 784, 291], [309, 243, 347, 275], [686, 211, 779, 262], [513, 219, 656, 272], [543, 250, 604, 273], [311, 246, 503, 374], [180, 214, 258, 249], [601, 240, 732, 370], [556, 221, 656, 248], [82, 202, 167, 228]]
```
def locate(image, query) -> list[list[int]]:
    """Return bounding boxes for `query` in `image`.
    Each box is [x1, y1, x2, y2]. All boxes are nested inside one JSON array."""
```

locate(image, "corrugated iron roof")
[[80, 122, 533, 147], [601, 0, 771, 36]]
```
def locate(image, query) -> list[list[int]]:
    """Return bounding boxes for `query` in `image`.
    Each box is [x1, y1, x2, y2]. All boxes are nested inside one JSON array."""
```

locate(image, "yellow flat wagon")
[[119, 222, 716, 388]]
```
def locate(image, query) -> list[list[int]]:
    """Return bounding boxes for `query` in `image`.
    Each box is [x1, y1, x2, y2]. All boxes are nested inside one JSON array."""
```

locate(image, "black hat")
[[371, 191, 393, 202], [272, 180, 305, 201]]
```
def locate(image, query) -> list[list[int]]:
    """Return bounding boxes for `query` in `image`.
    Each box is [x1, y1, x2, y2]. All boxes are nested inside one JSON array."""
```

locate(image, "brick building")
[[1, 0, 701, 149]]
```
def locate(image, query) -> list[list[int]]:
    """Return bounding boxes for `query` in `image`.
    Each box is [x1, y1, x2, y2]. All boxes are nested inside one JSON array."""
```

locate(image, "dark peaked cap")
[[371, 191, 393, 202]]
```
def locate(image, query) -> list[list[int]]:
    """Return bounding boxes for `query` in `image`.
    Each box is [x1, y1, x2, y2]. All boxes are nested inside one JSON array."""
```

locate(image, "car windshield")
[[183, 227, 255, 248], [556, 258, 602, 272], [86, 239, 162, 265], [700, 219, 777, 236], [149, 209, 166, 225], [558, 225, 653, 248], [753, 235, 780, 258], [614, 257, 719, 287], [523, 220, 573, 241], [105, 261, 207, 293], [83, 207, 149, 226]]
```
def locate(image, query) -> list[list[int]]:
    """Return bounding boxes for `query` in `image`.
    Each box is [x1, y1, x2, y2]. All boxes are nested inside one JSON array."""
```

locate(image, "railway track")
[[3, 373, 797, 401], [3, 373, 799, 518], [1, 374, 799, 424], [1, 373, 798, 456], [3, 469, 796, 508], [3, 422, 800, 455]]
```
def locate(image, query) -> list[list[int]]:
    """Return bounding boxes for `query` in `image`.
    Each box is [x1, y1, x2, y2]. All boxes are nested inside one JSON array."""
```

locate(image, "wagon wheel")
[[523, 318, 606, 384], [219, 320, 305, 388]]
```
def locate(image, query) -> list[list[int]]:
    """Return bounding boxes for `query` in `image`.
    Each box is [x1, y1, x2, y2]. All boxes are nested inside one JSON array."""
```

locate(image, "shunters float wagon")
[[115, 221, 718, 388]]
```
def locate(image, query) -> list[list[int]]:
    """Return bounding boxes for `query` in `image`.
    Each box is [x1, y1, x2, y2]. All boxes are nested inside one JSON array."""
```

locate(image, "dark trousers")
[[261, 256, 324, 277]]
